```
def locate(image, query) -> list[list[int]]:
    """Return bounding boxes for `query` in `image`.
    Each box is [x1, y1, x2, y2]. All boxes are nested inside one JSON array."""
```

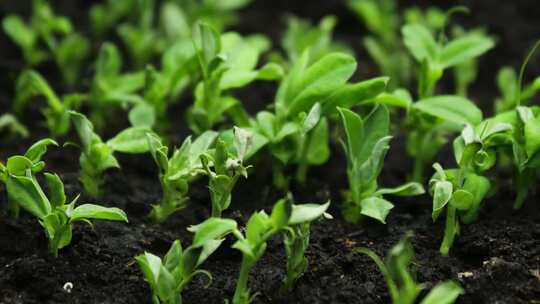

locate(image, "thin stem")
[[517, 39, 540, 106], [440, 205, 457, 256], [233, 258, 252, 304]]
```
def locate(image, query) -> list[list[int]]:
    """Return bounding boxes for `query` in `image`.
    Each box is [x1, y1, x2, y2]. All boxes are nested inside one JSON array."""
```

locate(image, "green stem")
[[233, 258, 253, 304], [411, 157, 425, 184], [440, 205, 457, 256], [211, 174, 240, 217], [295, 133, 313, 184]]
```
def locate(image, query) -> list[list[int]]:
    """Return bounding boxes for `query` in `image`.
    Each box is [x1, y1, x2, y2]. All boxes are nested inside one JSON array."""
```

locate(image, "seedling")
[[187, 23, 283, 134], [2, 160, 127, 256], [146, 131, 218, 223], [231, 199, 330, 304], [136, 217, 237, 304], [69, 111, 154, 198], [0, 138, 58, 217], [2, 0, 89, 86], [338, 106, 424, 223], [14, 70, 86, 137], [200, 127, 253, 217], [357, 233, 464, 304]]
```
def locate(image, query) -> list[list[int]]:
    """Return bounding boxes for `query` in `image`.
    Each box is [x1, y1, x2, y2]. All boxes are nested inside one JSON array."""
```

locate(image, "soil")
[[1, 1, 540, 304]]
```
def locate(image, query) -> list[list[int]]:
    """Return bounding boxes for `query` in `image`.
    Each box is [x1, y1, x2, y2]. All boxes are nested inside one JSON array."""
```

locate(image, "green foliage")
[[14, 70, 86, 137], [1, 158, 127, 256], [70, 111, 153, 198], [200, 127, 254, 217], [0, 114, 29, 139], [2, 0, 89, 86], [357, 233, 464, 304], [136, 217, 237, 304], [231, 199, 329, 304], [146, 131, 218, 222], [187, 23, 283, 134], [495, 67, 540, 113], [338, 106, 424, 223], [0, 138, 58, 217]]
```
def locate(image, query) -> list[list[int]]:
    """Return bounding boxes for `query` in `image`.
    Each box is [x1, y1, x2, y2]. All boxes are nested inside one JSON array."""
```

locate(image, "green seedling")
[[338, 106, 424, 224], [146, 131, 218, 223], [14, 70, 86, 137], [250, 48, 389, 189], [357, 233, 464, 304], [187, 23, 283, 134], [2, 159, 127, 256], [200, 127, 253, 217], [348, 0, 412, 89], [2, 0, 89, 86], [495, 67, 540, 114], [0, 138, 57, 217], [89, 42, 145, 131], [0, 114, 29, 139], [137, 217, 237, 304], [90, 0, 137, 37], [69, 111, 154, 198], [231, 199, 330, 304]]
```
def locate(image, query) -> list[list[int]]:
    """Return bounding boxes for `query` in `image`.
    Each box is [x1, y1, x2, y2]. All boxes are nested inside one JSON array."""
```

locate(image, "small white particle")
[[63, 282, 73, 293]]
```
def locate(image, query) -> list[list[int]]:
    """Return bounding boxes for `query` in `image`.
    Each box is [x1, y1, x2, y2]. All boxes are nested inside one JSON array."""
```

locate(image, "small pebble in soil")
[[63, 282, 73, 293]]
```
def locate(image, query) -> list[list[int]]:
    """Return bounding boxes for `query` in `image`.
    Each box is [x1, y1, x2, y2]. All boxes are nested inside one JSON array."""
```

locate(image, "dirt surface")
[[1, 0, 540, 304]]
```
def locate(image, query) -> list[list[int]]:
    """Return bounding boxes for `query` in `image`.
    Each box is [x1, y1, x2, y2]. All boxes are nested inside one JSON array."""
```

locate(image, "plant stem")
[[440, 205, 457, 256], [233, 258, 252, 304]]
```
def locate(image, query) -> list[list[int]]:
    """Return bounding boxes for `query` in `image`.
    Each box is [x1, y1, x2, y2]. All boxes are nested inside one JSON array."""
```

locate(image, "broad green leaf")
[[70, 111, 96, 155], [337, 107, 364, 164], [360, 196, 394, 224], [289, 202, 330, 225], [188, 218, 237, 248], [306, 118, 330, 165], [287, 53, 357, 116], [163, 240, 183, 273], [402, 24, 439, 62], [245, 211, 270, 244], [135, 253, 162, 291], [25, 138, 58, 163], [6, 156, 33, 175], [439, 35, 494, 68], [322, 77, 389, 113], [71, 204, 128, 222], [375, 182, 425, 196], [193, 23, 221, 74], [44, 173, 66, 208], [233, 127, 253, 160], [302, 103, 322, 134], [3, 15, 34, 49], [107, 127, 152, 153], [128, 102, 156, 128], [414, 96, 483, 125], [524, 116, 540, 158], [450, 190, 473, 210], [359, 105, 390, 165], [432, 181, 453, 221], [189, 131, 219, 163], [421, 281, 464, 304], [6, 175, 51, 218], [95, 42, 122, 78]]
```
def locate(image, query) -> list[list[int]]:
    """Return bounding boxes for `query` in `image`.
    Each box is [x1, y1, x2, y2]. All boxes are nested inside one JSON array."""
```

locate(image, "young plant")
[[2, 0, 89, 86], [89, 42, 145, 130], [14, 70, 86, 137], [495, 68, 540, 114], [200, 127, 253, 217], [337, 106, 424, 224], [429, 119, 513, 255], [136, 217, 237, 304], [69, 111, 153, 198], [231, 199, 330, 304], [2, 159, 127, 256], [357, 233, 464, 304], [348, 0, 412, 89], [0, 138, 57, 217], [187, 23, 283, 134], [250, 48, 388, 189], [146, 131, 218, 223]]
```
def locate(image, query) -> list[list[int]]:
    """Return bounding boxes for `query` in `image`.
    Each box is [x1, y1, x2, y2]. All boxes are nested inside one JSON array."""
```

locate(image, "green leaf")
[[287, 53, 357, 116], [129, 102, 156, 128], [358, 105, 390, 165], [69, 111, 96, 155], [375, 182, 425, 196], [337, 107, 364, 164], [322, 77, 389, 113], [414, 96, 483, 125], [270, 199, 292, 229], [432, 181, 453, 221], [163, 240, 183, 273], [402, 24, 439, 62], [439, 35, 494, 68], [6, 156, 33, 175], [107, 127, 152, 154], [360, 196, 394, 224], [421, 281, 464, 304], [3, 15, 34, 50], [233, 127, 253, 160], [188, 218, 237, 248], [25, 138, 58, 163], [306, 118, 330, 165], [302, 103, 322, 134], [44, 173, 66, 208], [524, 116, 540, 158], [6, 174, 51, 218], [289, 202, 330, 225], [450, 190, 473, 210], [70, 204, 128, 222], [193, 23, 221, 74]]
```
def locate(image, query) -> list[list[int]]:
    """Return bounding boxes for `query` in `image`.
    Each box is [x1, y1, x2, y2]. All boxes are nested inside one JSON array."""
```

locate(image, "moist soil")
[[1, 0, 540, 303]]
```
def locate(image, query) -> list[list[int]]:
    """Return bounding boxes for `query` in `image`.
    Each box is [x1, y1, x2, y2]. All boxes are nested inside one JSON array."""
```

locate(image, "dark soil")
[[1, 1, 540, 304]]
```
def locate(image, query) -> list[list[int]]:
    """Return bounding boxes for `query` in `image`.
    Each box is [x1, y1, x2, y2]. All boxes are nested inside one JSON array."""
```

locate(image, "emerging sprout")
[[357, 233, 464, 304], [136, 217, 237, 304], [338, 106, 424, 224]]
